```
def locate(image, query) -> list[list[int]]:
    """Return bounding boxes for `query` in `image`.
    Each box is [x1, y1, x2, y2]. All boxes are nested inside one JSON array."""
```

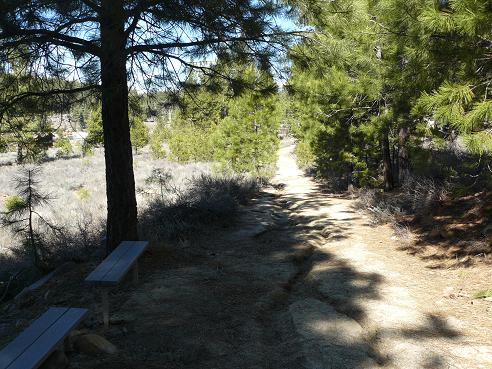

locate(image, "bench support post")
[[133, 261, 139, 284], [102, 289, 109, 328]]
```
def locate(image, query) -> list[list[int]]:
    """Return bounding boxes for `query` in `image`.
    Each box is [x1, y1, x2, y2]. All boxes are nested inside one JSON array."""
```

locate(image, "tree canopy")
[[287, 0, 492, 190]]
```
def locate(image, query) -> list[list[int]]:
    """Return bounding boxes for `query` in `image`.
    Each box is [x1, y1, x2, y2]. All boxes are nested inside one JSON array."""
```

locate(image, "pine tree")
[[288, 0, 385, 188], [413, 1, 492, 156], [1, 168, 52, 269], [84, 104, 104, 151], [130, 116, 149, 154], [213, 66, 281, 176], [287, 0, 459, 189], [1, 0, 291, 251]]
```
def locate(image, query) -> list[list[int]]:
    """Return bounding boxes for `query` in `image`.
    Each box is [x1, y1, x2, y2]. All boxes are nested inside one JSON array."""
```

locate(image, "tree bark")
[[100, 0, 138, 253], [398, 127, 410, 186], [16, 143, 23, 164], [382, 129, 394, 191]]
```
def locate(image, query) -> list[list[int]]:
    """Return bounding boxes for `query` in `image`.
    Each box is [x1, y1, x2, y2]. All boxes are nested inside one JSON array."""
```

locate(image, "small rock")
[[39, 350, 68, 369], [484, 297, 492, 302], [73, 334, 118, 355], [65, 329, 89, 351]]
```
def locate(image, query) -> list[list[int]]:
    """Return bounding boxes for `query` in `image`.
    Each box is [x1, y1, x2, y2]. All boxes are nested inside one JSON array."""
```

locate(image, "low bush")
[[354, 174, 449, 224], [473, 288, 492, 299], [139, 173, 259, 242]]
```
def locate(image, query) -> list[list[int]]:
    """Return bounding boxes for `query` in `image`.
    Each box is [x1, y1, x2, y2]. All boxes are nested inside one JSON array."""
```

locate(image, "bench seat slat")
[[0, 307, 68, 369], [5, 308, 87, 369], [86, 241, 148, 285], [85, 243, 134, 282], [101, 241, 148, 284]]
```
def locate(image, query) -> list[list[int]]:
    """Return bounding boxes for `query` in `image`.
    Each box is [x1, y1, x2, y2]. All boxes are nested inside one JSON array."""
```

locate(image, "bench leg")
[[133, 262, 139, 284], [102, 289, 109, 328]]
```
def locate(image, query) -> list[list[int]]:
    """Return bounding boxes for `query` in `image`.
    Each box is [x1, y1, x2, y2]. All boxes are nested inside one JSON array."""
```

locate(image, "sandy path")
[[52, 141, 492, 369], [274, 142, 492, 368]]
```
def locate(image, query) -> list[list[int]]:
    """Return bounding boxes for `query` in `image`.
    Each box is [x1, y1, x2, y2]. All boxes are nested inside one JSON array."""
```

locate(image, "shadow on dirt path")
[[52, 142, 492, 368], [267, 142, 492, 369]]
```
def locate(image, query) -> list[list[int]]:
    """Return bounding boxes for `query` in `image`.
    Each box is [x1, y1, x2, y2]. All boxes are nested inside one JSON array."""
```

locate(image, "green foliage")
[[287, 0, 492, 189], [84, 95, 149, 154], [54, 132, 73, 157], [76, 187, 91, 201], [168, 125, 215, 162], [150, 116, 170, 159], [130, 115, 149, 154], [4, 194, 26, 213], [150, 132, 167, 159], [412, 1, 492, 154], [213, 92, 280, 176], [84, 104, 104, 148], [0, 64, 58, 163], [287, 1, 386, 186], [294, 138, 316, 169], [166, 64, 281, 177], [473, 288, 492, 299], [1, 168, 52, 268]]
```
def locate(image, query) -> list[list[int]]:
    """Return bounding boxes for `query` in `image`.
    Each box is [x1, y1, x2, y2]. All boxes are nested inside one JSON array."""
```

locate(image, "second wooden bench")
[[85, 240, 149, 327]]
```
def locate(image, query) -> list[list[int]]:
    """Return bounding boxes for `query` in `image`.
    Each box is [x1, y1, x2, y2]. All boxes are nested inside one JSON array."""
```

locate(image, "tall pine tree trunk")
[[398, 127, 410, 186], [100, 0, 138, 252], [382, 129, 394, 191]]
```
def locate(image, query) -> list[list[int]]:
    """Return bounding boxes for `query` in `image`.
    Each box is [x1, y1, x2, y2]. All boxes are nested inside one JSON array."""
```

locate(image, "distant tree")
[[84, 104, 104, 150], [130, 116, 149, 154], [149, 117, 168, 159], [213, 67, 280, 176], [54, 131, 73, 157], [0, 65, 57, 164], [167, 70, 227, 162], [85, 100, 149, 154]]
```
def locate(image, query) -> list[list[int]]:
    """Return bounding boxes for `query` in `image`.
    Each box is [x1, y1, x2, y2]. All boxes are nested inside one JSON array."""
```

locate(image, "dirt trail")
[[6, 142, 491, 368], [273, 143, 492, 368]]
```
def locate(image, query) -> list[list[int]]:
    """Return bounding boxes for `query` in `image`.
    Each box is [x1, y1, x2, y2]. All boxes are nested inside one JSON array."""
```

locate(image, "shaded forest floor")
[[401, 190, 492, 269], [1, 143, 492, 368]]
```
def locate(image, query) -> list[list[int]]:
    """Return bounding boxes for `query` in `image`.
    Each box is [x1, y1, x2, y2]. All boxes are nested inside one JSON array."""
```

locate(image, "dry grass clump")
[[354, 175, 449, 225], [140, 173, 259, 243]]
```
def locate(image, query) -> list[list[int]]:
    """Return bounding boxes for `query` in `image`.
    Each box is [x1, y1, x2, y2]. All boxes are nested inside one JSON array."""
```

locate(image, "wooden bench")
[[0, 307, 88, 369], [85, 240, 149, 327]]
